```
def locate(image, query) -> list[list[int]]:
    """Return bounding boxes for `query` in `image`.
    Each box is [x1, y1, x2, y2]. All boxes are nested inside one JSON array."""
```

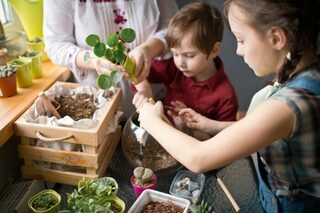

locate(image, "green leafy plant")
[[0, 64, 16, 78], [85, 28, 137, 90], [196, 200, 214, 213], [21, 50, 38, 57], [59, 177, 125, 213], [28, 37, 43, 43], [32, 193, 59, 211]]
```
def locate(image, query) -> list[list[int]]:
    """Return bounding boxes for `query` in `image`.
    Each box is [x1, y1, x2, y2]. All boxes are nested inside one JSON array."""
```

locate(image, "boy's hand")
[[178, 108, 211, 132], [133, 92, 149, 111]]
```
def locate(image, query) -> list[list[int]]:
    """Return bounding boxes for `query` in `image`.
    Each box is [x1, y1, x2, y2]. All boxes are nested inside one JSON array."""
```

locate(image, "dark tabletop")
[[56, 143, 264, 213]]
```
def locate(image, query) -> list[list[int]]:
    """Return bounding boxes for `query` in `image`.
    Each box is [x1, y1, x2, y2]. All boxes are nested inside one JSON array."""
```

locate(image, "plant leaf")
[[113, 50, 125, 64], [107, 33, 118, 48], [86, 34, 100, 47], [111, 70, 123, 84], [94, 42, 107, 57], [97, 74, 112, 90], [116, 42, 125, 52], [104, 48, 113, 61], [120, 28, 136, 43]]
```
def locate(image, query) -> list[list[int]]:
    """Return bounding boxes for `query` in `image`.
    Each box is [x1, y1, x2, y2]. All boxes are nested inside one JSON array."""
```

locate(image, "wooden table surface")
[[0, 60, 71, 147]]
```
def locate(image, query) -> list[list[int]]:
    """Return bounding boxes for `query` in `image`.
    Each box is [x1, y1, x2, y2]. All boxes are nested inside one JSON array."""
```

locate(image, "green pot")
[[28, 189, 61, 213], [27, 40, 49, 62], [8, 58, 33, 88], [123, 55, 137, 83], [105, 195, 126, 213], [20, 52, 42, 78]]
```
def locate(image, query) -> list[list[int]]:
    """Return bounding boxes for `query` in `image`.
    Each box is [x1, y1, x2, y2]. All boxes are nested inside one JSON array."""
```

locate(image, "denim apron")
[[248, 72, 320, 213]]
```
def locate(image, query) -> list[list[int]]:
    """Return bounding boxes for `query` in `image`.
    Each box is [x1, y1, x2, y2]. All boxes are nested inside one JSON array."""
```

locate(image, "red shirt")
[[148, 57, 238, 121]]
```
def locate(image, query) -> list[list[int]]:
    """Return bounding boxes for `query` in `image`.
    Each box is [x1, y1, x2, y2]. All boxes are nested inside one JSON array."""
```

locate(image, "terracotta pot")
[[0, 73, 17, 97], [131, 174, 157, 198]]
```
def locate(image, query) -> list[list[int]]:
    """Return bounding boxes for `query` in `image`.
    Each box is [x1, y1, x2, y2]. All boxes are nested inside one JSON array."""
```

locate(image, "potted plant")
[[7, 57, 33, 88], [0, 64, 17, 97], [28, 189, 61, 213], [27, 37, 49, 61], [130, 167, 157, 197], [59, 177, 125, 213], [85, 28, 137, 90], [20, 50, 42, 78]]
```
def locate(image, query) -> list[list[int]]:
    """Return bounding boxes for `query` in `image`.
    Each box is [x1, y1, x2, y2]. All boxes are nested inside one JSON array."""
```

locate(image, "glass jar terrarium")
[[122, 112, 182, 174], [0, 30, 27, 65]]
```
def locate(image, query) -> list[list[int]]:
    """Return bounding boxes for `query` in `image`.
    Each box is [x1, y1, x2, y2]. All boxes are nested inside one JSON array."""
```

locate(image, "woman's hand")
[[128, 45, 152, 83], [35, 94, 61, 118]]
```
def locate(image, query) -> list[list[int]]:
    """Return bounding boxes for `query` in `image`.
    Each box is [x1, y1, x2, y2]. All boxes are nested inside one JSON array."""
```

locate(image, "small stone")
[[176, 189, 191, 197], [188, 181, 200, 192]]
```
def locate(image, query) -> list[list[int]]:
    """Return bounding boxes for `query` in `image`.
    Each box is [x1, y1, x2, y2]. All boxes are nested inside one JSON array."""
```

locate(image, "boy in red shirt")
[[131, 2, 238, 139]]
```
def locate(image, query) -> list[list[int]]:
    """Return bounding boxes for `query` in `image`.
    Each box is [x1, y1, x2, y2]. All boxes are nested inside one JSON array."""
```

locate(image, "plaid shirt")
[[259, 65, 320, 197]]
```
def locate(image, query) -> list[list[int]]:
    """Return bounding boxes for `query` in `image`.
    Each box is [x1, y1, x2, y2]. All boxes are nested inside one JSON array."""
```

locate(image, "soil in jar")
[[142, 201, 183, 213], [122, 113, 181, 173]]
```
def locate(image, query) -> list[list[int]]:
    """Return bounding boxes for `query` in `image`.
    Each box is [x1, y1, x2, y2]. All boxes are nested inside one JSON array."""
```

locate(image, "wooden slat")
[[18, 144, 98, 168], [21, 166, 98, 186], [97, 128, 121, 176]]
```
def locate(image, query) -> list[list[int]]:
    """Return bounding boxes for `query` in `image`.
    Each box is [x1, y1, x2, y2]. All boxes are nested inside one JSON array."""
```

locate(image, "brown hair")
[[223, 0, 320, 83], [167, 2, 224, 56]]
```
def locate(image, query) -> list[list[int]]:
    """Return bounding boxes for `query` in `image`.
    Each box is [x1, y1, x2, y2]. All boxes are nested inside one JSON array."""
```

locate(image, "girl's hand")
[[138, 101, 165, 128]]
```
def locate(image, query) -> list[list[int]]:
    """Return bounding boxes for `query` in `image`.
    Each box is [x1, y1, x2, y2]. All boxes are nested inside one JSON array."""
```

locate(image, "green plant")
[[0, 64, 16, 78], [85, 28, 137, 90], [21, 50, 38, 57], [195, 200, 214, 213], [59, 177, 124, 213], [133, 167, 154, 187], [32, 193, 59, 211], [28, 37, 43, 43]]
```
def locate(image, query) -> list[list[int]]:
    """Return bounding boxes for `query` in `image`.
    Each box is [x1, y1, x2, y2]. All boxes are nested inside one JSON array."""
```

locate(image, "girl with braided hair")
[[136, 0, 320, 212]]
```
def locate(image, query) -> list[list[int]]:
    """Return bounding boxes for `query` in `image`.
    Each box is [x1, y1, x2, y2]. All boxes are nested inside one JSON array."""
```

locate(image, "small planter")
[[20, 51, 42, 78], [27, 38, 49, 62], [8, 57, 33, 88], [131, 174, 157, 198], [128, 189, 190, 213], [0, 73, 17, 97], [28, 189, 61, 213], [123, 55, 137, 83], [105, 195, 126, 213]]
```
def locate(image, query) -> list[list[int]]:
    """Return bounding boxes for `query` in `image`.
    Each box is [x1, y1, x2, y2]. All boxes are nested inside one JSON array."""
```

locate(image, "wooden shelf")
[[0, 61, 71, 147]]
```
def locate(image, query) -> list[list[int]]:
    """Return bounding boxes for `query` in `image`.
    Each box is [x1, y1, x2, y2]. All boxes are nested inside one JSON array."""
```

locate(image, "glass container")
[[0, 30, 27, 65], [122, 112, 182, 174]]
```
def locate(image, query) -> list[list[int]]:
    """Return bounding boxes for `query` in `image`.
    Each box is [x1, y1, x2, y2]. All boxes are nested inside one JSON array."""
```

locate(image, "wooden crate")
[[14, 82, 122, 185]]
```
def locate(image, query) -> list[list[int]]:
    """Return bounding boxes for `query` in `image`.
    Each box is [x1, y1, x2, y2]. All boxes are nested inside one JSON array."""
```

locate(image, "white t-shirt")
[[43, 0, 178, 119]]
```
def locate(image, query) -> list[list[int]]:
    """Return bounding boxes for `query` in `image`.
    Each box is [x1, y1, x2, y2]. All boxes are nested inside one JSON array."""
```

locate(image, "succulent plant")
[[133, 166, 154, 187], [196, 200, 214, 213], [85, 28, 137, 90], [21, 50, 38, 57], [0, 64, 16, 78]]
